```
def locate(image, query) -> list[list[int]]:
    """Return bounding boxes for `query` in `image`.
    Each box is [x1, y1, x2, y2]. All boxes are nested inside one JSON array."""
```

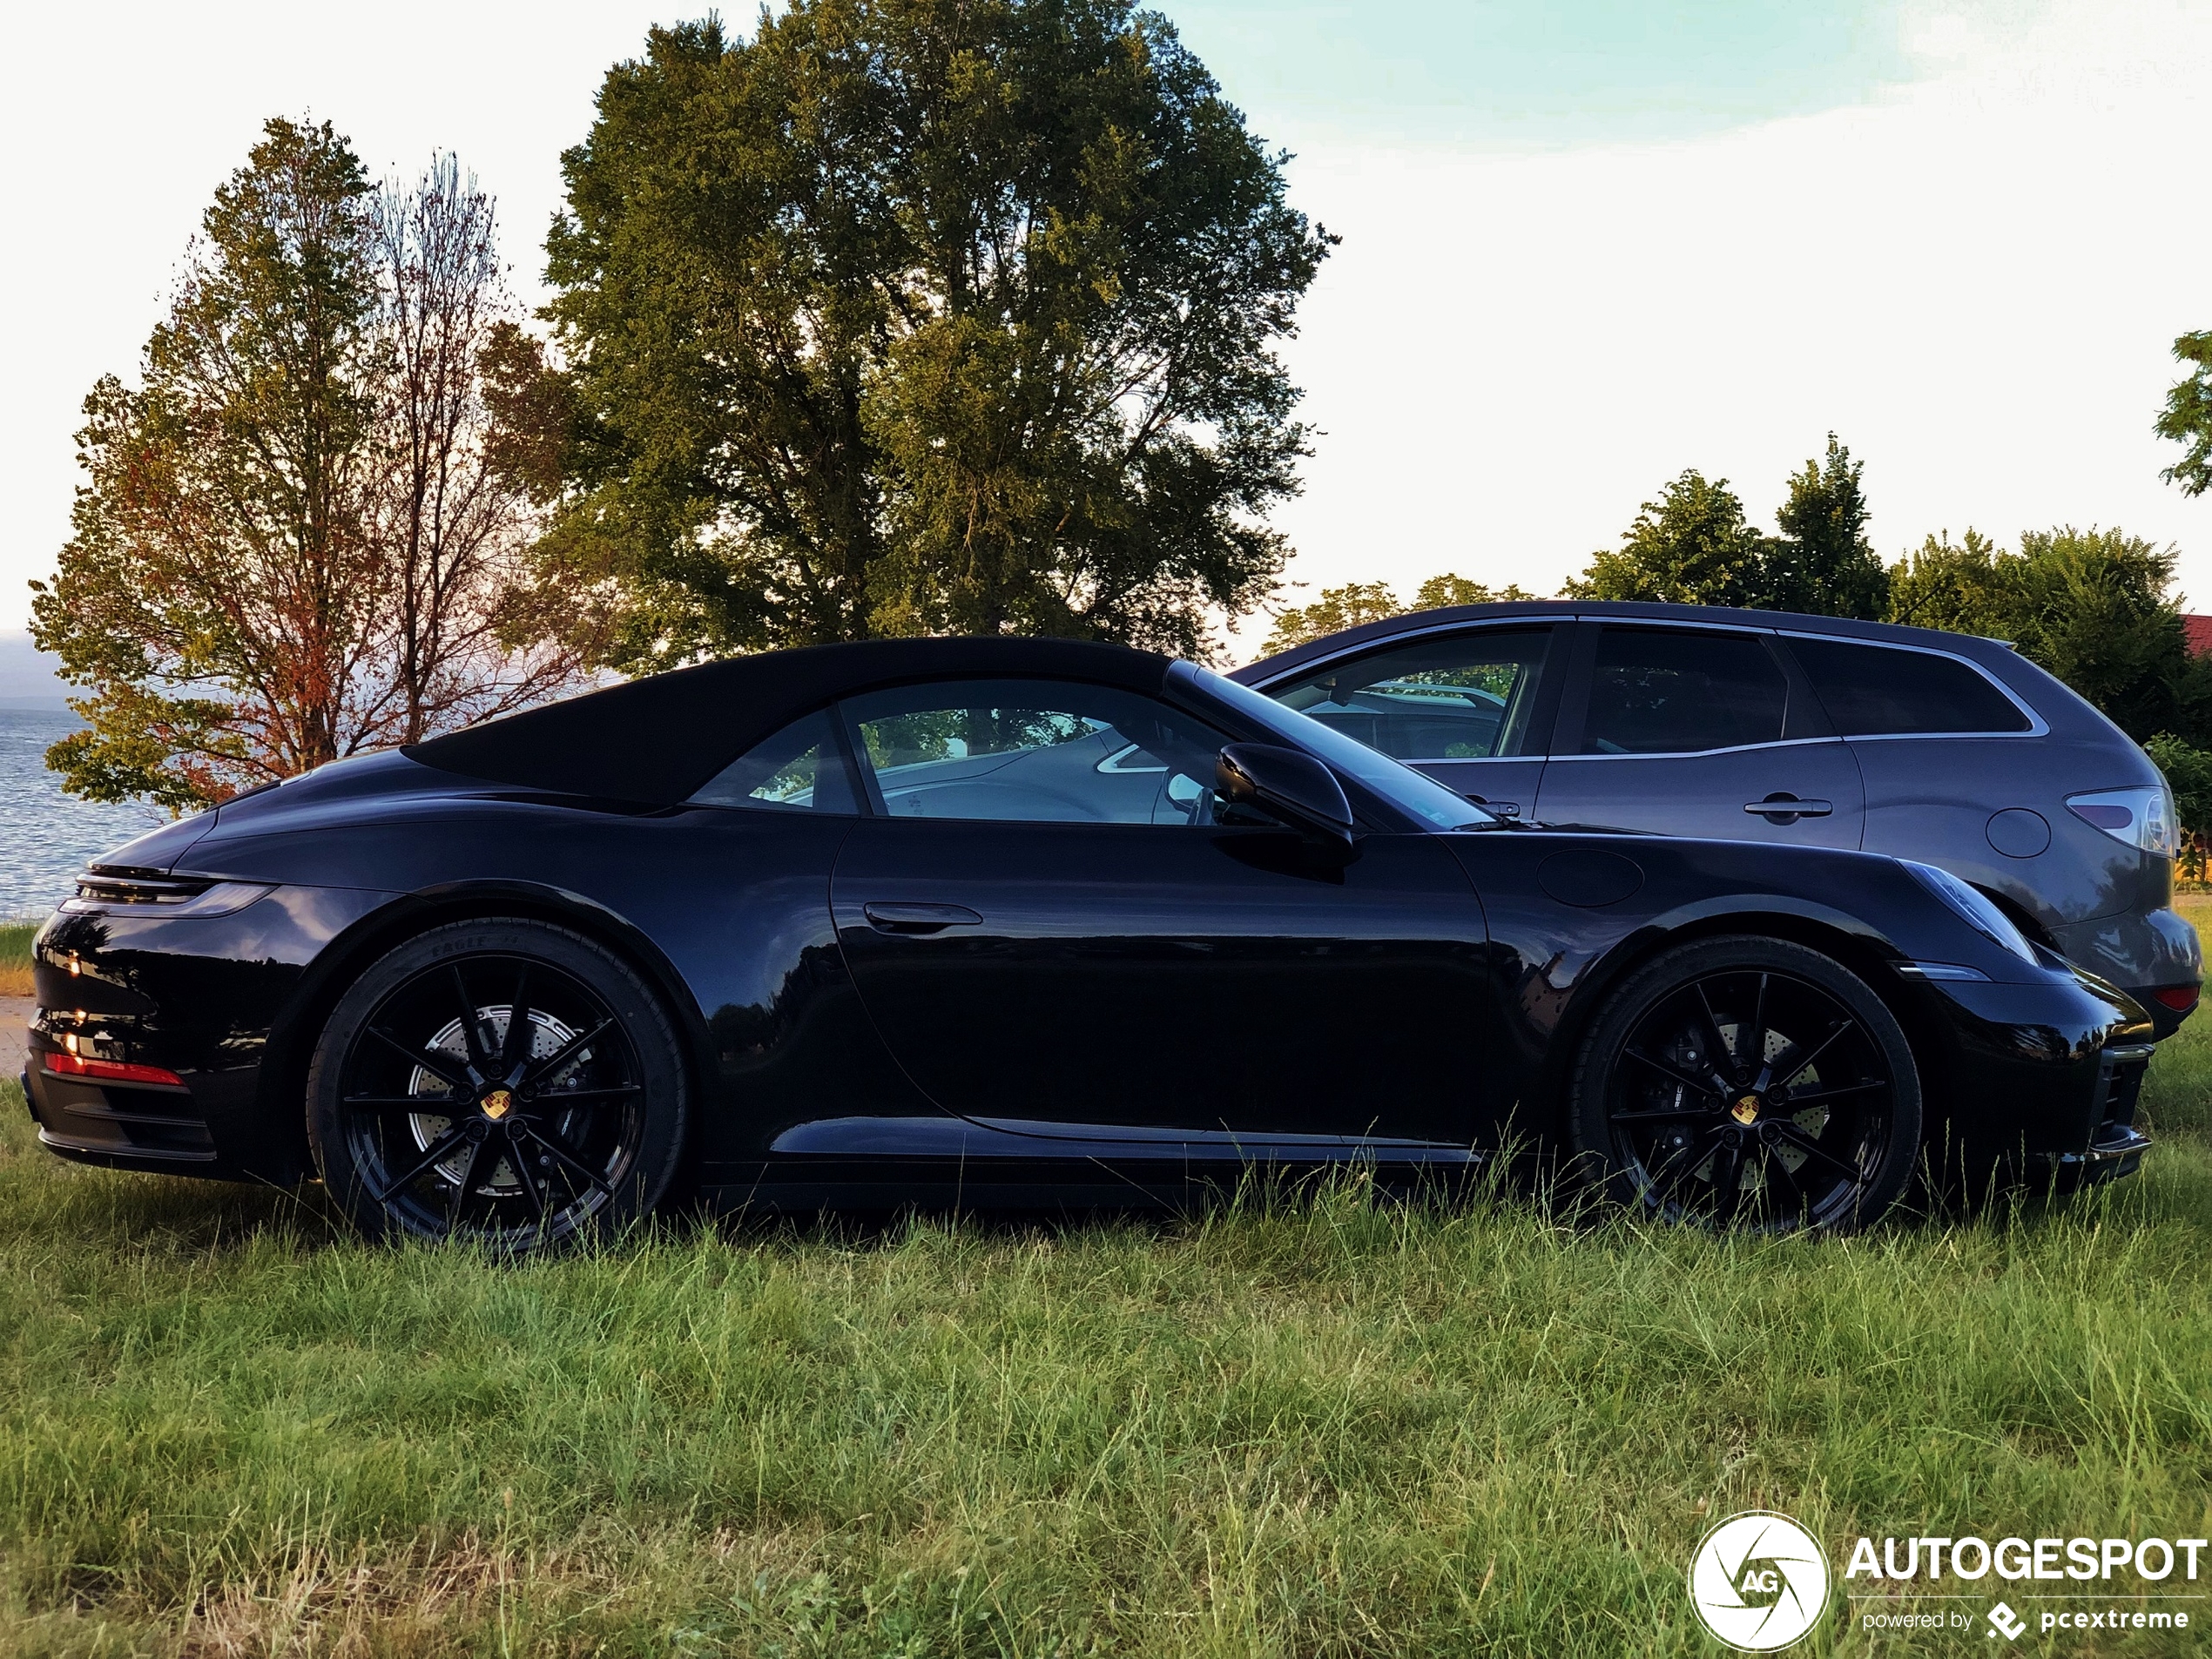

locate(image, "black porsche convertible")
[[24, 637, 2153, 1247]]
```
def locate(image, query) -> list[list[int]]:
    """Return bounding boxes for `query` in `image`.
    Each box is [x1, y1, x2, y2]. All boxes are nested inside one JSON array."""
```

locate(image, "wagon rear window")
[[1787, 637, 2032, 736]]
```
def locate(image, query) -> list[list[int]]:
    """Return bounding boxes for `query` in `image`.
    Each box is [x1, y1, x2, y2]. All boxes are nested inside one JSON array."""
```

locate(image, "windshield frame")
[[1173, 663, 1496, 832]]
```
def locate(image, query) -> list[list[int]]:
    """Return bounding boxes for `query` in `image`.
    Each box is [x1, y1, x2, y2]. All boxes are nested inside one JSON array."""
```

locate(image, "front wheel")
[[307, 920, 688, 1250], [1567, 936, 1922, 1234]]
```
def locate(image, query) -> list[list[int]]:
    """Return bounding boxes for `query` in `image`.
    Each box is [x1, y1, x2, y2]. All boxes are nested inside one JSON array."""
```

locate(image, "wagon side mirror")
[[1215, 744, 1356, 849]]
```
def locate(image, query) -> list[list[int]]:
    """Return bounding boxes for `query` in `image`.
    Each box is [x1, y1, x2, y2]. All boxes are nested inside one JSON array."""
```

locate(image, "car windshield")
[[1184, 664, 1495, 831]]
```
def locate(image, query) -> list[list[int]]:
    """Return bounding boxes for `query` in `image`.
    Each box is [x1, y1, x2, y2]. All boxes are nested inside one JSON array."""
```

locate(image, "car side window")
[[1270, 626, 1555, 759], [840, 679, 1229, 826], [1784, 637, 2033, 736], [1581, 628, 1789, 754], [690, 707, 862, 813]]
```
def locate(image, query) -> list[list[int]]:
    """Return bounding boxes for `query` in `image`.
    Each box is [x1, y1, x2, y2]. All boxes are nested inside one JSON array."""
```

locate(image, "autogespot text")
[[1848, 1534, 2204, 1636]]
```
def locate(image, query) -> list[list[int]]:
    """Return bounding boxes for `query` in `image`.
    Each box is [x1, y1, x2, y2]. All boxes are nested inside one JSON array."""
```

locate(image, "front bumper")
[[1915, 971, 2157, 1174], [22, 1037, 267, 1180], [24, 883, 395, 1183], [2041, 1041, 2155, 1183]]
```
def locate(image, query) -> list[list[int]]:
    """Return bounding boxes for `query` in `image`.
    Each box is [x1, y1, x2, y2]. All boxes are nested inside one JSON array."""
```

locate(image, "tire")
[[1566, 935, 1922, 1234], [307, 919, 688, 1250]]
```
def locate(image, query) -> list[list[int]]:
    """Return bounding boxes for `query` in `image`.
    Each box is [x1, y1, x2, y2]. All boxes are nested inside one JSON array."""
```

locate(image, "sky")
[[3, 0, 2208, 674]]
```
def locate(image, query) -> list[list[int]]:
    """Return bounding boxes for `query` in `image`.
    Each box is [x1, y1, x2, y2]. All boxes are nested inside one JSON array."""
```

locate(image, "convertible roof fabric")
[[403, 636, 1174, 804]]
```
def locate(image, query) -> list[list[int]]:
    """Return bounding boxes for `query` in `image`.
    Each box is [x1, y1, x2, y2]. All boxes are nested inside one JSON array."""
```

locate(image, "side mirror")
[[1215, 744, 1356, 848]]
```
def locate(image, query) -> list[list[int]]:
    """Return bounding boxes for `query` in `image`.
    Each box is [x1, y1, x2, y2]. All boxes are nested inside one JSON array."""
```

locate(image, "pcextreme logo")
[[1688, 1511, 1831, 1651]]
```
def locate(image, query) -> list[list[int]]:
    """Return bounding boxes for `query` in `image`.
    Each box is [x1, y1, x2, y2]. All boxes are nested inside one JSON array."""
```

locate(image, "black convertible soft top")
[[404, 636, 1174, 805]]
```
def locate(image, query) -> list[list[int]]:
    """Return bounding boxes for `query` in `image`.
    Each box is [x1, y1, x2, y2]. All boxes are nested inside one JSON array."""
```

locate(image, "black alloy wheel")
[[307, 920, 687, 1249], [1568, 936, 1922, 1234]]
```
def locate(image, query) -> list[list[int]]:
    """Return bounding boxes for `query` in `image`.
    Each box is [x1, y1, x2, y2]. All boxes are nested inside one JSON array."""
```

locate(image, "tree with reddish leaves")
[[31, 118, 585, 811]]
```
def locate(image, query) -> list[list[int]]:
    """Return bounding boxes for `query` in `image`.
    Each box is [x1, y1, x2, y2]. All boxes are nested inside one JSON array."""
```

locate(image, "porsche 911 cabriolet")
[[23, 637, 2153, 1248]]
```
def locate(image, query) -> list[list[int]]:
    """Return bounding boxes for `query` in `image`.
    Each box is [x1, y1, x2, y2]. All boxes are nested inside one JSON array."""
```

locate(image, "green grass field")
[[1, 921, 2209, 1656]]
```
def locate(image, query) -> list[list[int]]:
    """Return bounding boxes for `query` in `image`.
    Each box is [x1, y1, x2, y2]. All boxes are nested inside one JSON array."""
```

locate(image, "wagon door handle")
[[1743, 793, 1832, 822], [861, 901, 983, 935]]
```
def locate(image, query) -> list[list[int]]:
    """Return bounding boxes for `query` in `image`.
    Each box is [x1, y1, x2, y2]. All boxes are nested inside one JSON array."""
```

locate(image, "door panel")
[[1534, 624, 1866, 847], [831, 818, 1494, 1146], [1534, 745, 1865, 846]]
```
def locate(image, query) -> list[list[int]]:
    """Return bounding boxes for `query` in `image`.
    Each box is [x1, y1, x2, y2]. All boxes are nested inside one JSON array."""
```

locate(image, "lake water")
[[0, 709, 166, 918]]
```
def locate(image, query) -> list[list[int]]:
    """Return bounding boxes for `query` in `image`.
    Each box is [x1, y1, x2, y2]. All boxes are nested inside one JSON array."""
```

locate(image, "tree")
[[1259, 582, 1403, 655], [1885, 527, 2020, 636], [1566, 469, 1769, 606], [516, 3, 1334, 670], [2155, 330, 2212, 496], [371, 154, 589, 743], [1767, 435, 1888, 618], [1885, 525, 2193, 744], [1259, 572, 1536, 655], [30, 119, 581, 810], [2145, 732, 2212, 873], [1411, 573, 1535, 610]]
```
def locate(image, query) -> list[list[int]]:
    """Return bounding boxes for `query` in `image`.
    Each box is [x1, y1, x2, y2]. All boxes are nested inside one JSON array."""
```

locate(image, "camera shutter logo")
[[1688, 1511, 1831, 1651]]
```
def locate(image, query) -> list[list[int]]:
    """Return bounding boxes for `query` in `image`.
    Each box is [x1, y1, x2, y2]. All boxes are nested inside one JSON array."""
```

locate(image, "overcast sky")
[[4, 0, 2208, 664]]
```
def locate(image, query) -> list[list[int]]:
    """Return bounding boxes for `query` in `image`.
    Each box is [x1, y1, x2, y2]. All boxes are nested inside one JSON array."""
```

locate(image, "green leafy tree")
[[2145, 732, 2212, 859], [1767, 435, 1887, 618], [1998, 529, 2191, 741], [2155, 330, 2212, 496], [517, 3, 1333, 669], [1885, 528, 2010, 633], [1566, 469, 1769, 606], [1885, 525, 2194, 744], [1411, 573, 1536, 610], [1260, 582, 1400, 655], [1259, 572, 1536, 656]]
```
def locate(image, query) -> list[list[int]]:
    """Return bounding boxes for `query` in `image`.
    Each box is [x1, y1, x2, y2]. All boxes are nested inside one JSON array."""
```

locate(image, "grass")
[[0, 921, 36, 999], [0, 937, 2209, 1654]]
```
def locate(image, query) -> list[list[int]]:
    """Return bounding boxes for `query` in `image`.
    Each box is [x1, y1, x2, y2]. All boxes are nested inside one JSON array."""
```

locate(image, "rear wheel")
[[307, 920, 687, 1249], [1567, 936, 1921, 1234]]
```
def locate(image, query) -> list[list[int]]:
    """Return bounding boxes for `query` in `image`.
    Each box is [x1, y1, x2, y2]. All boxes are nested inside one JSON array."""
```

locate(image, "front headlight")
[[2067, 785, 2179, 858], [1898, 860, 2040, 964]]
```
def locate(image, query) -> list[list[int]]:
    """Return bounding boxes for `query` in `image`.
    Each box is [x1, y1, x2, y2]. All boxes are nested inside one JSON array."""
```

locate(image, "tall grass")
[[0, 921, 37, 999], [0, 941, 2207, 1653]]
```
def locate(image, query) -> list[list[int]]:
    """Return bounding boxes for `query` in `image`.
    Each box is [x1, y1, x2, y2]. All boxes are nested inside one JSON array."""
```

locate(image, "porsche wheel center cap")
[[1730, 1096, 1761, 1124], [480, 1089, 514, 1121]]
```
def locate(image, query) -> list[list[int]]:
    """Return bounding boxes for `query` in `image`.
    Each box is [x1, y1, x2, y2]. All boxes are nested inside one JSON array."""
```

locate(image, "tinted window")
[[1271, 627, 1554, 759], [691, 708, 861, 813], [1581, 629, 1788, 754], [841, 680, 1227, 826], [1787, 637, 2033, 735]]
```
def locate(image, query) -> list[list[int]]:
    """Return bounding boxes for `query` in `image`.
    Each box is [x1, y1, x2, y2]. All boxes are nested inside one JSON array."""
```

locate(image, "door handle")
[[1465, 794, 1521, 818], [861, 901, 983, 934], [1743, 793, 1832, 823]]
